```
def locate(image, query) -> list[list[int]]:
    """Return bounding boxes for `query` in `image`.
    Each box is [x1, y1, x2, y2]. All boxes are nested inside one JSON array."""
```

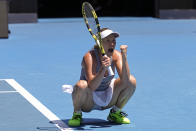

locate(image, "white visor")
[[100, 29, 119, 39]]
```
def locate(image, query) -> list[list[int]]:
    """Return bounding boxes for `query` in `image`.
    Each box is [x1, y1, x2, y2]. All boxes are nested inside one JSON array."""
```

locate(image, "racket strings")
[[84, 5, 99, 37]]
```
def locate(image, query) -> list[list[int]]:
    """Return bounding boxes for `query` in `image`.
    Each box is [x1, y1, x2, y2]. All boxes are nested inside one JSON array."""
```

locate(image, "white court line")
[[3, 79, 73, 131], [0, 91, 18, 94]]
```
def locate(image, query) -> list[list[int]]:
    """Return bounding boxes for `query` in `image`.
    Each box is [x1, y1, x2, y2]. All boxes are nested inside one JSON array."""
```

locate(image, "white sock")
[[112, 106, 120, 112], [74, 110, 82, 114]]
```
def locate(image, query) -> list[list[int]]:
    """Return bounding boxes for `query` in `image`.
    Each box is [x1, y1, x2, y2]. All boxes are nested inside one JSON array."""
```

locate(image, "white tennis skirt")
[[92, 78, 116, 107]]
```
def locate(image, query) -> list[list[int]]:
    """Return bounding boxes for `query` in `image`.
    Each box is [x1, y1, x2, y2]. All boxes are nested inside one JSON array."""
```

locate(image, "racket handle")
[[103, 54, 114, 76], [107, 66, 114, 76]]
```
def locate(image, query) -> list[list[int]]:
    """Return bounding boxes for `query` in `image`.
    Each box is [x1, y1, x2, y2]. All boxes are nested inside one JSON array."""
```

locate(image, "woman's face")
[[102, 34, 116, 56]]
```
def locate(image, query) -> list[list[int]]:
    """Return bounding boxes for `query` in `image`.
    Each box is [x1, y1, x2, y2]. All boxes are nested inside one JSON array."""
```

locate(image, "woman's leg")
[[103, 75, 136, 109], [72, 80, 94, 112]]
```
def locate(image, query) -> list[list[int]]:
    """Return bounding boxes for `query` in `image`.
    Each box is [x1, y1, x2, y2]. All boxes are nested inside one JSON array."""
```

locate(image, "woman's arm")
[[114, 45, 130, 83], [83, 51, 111, 91]]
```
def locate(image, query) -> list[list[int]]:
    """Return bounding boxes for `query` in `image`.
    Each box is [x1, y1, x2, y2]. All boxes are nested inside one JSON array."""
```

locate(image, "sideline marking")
[[2, 79, 73, 131]]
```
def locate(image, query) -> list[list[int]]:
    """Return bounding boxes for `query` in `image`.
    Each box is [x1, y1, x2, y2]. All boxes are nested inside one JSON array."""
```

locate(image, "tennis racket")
[[82, 2, 114, 76]]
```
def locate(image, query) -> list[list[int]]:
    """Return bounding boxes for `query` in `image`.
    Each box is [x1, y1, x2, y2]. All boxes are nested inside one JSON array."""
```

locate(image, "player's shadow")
[[51, 118, 120, 130]]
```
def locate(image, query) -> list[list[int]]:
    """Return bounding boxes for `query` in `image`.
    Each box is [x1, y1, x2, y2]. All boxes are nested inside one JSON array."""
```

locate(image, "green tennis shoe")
[[68, 112, 82, 127], [107, 109, 130, 124]]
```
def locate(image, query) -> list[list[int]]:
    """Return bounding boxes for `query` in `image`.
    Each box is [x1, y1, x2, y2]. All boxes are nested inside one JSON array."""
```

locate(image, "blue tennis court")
[[0, 17, 196, 131]]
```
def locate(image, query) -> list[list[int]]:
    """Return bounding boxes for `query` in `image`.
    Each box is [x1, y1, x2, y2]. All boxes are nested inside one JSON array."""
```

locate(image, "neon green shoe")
[[107, 109, 130, 124], [68, 112, 82, 127]]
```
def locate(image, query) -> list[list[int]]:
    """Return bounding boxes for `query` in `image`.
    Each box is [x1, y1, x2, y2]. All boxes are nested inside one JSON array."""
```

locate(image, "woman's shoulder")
[[83, 50, 96, 62], [83, 50, 95, 58]]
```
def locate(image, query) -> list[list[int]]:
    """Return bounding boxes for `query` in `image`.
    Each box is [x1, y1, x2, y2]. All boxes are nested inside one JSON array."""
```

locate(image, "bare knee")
[[119, 75, 136, 88], [75, 80, 88, 89], [124, 75, 136, 95], [129, 75, 136, 88], [72, 80, 88, 95], [124, 75, 136, 90]]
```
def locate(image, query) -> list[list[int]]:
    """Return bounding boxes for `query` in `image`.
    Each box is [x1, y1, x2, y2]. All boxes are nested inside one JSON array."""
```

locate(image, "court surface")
[[0, 17, 196, 131]]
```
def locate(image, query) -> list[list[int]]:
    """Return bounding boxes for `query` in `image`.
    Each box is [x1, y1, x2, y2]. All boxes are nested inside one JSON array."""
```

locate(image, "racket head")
[[82, 2, 105, 55]]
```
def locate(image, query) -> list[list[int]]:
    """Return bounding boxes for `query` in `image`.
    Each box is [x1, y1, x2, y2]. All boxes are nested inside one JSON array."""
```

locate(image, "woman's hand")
[[120, 45, 128, 56], [101, 55, 111, 69]]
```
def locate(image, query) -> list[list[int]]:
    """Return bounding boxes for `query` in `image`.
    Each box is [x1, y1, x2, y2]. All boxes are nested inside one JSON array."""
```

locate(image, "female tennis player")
[[68, 28, 136, 126]]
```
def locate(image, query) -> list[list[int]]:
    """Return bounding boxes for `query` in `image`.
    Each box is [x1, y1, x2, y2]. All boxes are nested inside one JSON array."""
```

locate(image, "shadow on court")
[[52, 118, 121, 130], [37, 127, 60, 131]]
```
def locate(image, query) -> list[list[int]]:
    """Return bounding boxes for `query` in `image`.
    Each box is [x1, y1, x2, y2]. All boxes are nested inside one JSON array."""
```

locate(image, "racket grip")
[[107, 66, 114, 76], [103, 54, 114, 76]]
